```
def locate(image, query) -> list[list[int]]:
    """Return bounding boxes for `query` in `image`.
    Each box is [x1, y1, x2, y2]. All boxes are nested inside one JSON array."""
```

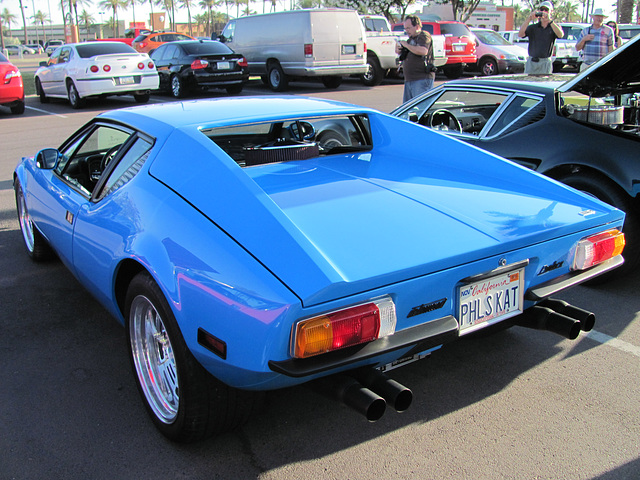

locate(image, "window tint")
[[133, 34, 149, 42], [422, 24, 435, 34], [183, 42, 232, 55], [440, 23, 472, 37], [76, 43, 136, 57], [486, 95, 542, 136], [98, 137, 153, 199]]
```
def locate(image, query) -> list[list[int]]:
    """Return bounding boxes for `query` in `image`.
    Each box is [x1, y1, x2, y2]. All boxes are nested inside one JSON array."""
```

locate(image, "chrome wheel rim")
[[68, 84, 78, 104], [269, 69, 281, 87], [171, 76, 181, 97], [16, 186, 35, 253], [129, 295, 179, 424]]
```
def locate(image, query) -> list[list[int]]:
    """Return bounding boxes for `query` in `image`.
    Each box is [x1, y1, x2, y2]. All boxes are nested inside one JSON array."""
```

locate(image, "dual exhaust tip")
[[315, 368, 413, 422], [318, 298, 594, 421]]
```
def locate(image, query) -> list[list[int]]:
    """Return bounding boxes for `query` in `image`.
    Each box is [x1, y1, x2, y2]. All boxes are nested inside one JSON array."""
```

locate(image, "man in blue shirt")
[[576, 8, 614, 71], [518, 1, 564, 74]]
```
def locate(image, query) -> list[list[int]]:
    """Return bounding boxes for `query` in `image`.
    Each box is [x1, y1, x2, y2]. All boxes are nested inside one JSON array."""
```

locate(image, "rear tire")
[[133, 92, 150, 103], [267, 62, 288, 92], [556, 171, 639, 277], [321, 76, 342, 89], [443, 64, 464, 79], [361, 56, 384, 86], [15, 180, 53, 261], [10, 101, 25, 114], [170, 74, 186, 98], [225, 84, 243, 95], [67, 80, 85, 109], [125, 272, 260, 443]]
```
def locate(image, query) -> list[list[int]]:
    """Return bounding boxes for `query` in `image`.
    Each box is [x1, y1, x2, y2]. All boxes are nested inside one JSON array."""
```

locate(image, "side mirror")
[[39, 60, 48, 67], [36, 148, 61, 169]]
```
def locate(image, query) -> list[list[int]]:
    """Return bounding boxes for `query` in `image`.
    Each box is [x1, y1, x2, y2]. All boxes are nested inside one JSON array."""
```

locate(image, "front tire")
[[35, 78, 49, 104], [225, 84, 243, 95], [14, 180, 53, 261], [133, 92, 150, 103], [443, 64, 464, 79], [480, 58, 498, 76], [125, 272, 259, 442]]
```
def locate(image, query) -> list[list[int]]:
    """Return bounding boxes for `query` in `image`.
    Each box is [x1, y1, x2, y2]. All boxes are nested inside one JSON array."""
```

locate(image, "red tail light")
[[148, 61, 155, 69], [237, 57, 248, 67], [90, 65, 99, 73], [137, 62, 145, 70], [304, 43, 313, 57], [103, 65, 111, 72], [4, 69, 21, 84], [291, 296, 396, 358], [572, 229, 625, 270], [191, 59, 209, 70], [364, 42, 367, 53]]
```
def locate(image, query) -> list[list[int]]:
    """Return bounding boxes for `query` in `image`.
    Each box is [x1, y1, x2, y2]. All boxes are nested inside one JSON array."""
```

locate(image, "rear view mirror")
[[36, 148, 60, 169]]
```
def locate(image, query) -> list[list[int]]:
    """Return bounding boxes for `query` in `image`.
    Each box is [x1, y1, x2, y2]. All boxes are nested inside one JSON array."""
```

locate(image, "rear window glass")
[[202, 114, 373, 167], [76, 43, 136, 57], [183, 41, 232, 55], [440, 23, 472, 37], [0, 52, 7, 62]]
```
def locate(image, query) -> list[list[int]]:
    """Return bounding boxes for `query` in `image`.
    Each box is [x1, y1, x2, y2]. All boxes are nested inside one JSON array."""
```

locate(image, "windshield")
[[475, 30, 511, 45], [440, 23, 472, 37], [183, 42, 233, 55]]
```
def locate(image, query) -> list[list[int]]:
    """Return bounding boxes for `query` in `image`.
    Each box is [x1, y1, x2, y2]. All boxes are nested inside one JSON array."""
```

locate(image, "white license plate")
[[453, 44, 465, 52], [217, 61, 230, 70], [117, 76, 135, 85], [458, 267, 524, 334]]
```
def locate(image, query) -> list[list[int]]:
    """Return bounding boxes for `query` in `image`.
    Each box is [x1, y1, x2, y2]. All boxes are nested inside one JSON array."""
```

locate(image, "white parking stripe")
[[586, 330, 640, 358], [26, 106, 68, 118]]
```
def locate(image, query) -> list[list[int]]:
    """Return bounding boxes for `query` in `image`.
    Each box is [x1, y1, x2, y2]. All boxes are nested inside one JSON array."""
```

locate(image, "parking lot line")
[[587, 330, 640, 358]]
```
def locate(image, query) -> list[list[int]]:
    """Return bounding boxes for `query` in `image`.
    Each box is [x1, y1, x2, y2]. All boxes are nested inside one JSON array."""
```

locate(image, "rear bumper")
[[192, 70, 250, 87], [75, 73, 159, 97], [288, 64, 368, 77], [498, 58, 526, 73]]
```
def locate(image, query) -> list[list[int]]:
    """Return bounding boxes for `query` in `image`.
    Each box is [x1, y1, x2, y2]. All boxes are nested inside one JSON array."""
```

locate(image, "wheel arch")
[[544, 163, 636, 199], [114, 258, 152, 320]]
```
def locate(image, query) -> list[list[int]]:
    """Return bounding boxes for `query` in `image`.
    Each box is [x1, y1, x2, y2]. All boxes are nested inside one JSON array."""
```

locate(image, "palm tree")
[[199, 0, 218, 36], [156, 0, 175, 30], [178, 0, 194, 35], [79, 9, 95, 35], [1, 7, 18, 36], [617, 0, 634, 22], [33, 10, 49, 43], [99, 0, 126, 36], [18, 0, 28, 44], [193, 12, 206, 35]]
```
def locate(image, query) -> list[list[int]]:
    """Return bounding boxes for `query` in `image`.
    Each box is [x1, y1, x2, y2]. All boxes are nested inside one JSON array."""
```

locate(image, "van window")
[[221, 21, 235, 42]]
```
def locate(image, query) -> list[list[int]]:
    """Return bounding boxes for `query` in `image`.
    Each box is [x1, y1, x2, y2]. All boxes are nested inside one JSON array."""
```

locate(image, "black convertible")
[[392, 35, 640, 276]]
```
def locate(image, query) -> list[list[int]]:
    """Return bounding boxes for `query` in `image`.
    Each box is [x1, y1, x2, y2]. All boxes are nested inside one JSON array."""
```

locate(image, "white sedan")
[[35, 41, 159, 108]]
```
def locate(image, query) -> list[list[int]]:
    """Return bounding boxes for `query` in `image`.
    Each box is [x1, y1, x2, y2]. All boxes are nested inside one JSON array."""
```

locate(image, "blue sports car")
[[14, 96, 625, 442]]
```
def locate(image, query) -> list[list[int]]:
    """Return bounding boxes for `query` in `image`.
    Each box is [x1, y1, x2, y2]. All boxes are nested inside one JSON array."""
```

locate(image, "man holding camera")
[[518, 1, 564, 74], [396, 15, 436, 102]]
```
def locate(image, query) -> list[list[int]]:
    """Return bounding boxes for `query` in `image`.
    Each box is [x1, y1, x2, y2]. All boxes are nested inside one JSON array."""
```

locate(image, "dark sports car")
[[151, 40, 249, 98], [392, 34, 640, 275]]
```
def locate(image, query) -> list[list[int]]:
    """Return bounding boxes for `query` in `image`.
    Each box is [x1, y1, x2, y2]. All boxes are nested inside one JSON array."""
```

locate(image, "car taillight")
[[90, 65, 99, 73], [138, 62, 145, 70], [364, 42, 367, 53], [103, 65, 111, 72], [572, 229, 625, 270], [304, 43, 313, 57], [291, 296, 396, 358], [191, 59, 208, 69], [139, 42, 147, 49], [237, 56, 248, 67], [4, 69, 21, 84], [148, 61, 155, 69]]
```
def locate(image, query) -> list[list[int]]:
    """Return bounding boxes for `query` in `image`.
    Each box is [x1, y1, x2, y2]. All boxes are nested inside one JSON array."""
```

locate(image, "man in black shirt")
[[396, 15, 435, 102], [518, 1, 564, 74]]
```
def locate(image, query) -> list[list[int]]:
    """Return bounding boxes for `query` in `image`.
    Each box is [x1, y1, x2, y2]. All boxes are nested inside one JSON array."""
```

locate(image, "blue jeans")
[[403, 77, 434, 103]]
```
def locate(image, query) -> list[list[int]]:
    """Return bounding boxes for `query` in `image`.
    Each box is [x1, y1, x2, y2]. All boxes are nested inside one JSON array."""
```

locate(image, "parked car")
[[0, 52, 25, 114], [391, 34, 640, 275], [617, 23, 640, 44], [132, 31, 195, 54], [217, 9, 367, 91], [150, 40, 249, 97], [4, 44, 36, 55], [498, 30, 530, 47], [393, 20, 476, 78], [26, 43, 45, 54], [14, 95, 625, 442], [470, 28, 527, 75], [44, 39, 64, 55], [34, 41, 159, 109]]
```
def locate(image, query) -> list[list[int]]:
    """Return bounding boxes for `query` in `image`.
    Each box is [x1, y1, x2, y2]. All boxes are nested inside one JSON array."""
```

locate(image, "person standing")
[[576, 9, 614, 71], [396, 15, 435, 102], [518, 1, 564, 74], [606, 20, 623, 48]]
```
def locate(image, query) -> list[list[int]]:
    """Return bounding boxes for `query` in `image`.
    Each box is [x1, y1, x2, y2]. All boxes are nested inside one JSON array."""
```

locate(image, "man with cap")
[[518, 1, 564, 74], [575, 8, 614, 71]]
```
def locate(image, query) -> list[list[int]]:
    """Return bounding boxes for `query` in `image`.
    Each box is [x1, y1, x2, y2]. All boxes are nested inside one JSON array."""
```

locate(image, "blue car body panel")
[[14, 96, 625, 391]]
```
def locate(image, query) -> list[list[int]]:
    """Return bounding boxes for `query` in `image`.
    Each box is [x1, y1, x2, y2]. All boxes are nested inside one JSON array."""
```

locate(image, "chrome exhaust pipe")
[[352, 368, 413, 413], [515, 306, 582, 340], [314, 375, 387, 422], [539, 298, 595, 332]]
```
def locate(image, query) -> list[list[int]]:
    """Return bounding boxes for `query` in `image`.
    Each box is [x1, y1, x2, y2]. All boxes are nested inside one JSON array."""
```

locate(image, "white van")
[[218, 9, 367, 91]]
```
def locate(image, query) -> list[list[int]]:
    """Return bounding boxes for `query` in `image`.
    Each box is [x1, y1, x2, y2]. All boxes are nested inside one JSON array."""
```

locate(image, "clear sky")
[[0, 0, 619, 30]]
